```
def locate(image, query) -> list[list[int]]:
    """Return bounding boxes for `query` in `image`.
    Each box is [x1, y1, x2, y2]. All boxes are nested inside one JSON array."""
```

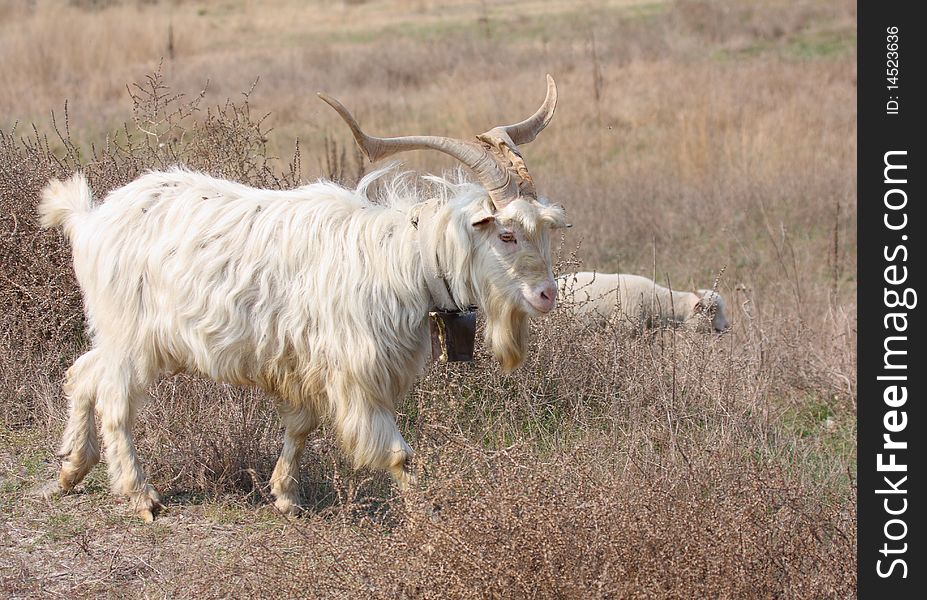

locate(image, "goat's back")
[[45, 169, 428, 388]]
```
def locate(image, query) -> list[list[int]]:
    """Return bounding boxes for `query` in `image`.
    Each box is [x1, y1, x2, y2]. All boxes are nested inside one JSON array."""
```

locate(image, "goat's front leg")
[[270, 404, 318, 515], [381, 413, 417, 490], [348, 409, 416, 489], [328, 376, 416, 489]]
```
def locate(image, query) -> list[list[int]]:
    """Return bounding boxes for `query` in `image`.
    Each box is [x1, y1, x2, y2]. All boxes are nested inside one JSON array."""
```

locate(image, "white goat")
[[557, 272, 730, 333], [39, 77, 567, 521]]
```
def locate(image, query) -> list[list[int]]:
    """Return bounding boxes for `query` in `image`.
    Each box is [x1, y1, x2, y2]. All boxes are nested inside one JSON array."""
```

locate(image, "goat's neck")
[[415, 200, 477, 311]]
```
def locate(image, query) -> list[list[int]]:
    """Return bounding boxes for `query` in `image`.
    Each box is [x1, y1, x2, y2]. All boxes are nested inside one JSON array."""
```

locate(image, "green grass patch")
[[715, 26, 856, 62], [43, 513, 85, 542], [787, 27, 856, 59], [767, 394, 856, 501], [781, 395, 833, 439]]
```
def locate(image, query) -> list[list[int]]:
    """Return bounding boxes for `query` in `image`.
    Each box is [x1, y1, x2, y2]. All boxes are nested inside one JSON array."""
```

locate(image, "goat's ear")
[[691, 296, 706, 313], [471, 213, 495, 228]]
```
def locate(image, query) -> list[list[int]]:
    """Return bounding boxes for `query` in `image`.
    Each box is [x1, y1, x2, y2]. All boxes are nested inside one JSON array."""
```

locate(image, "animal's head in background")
[[690, 289, 731, 333]]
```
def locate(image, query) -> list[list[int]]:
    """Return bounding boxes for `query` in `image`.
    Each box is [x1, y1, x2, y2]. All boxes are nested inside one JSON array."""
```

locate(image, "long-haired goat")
[[557, 272, 730, 333], [39, 77, 567, 521]]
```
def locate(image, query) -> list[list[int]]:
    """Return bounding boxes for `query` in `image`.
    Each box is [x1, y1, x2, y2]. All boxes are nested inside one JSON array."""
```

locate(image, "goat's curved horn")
[[317, 93, 516, 204], [488, 74, 558, 146]]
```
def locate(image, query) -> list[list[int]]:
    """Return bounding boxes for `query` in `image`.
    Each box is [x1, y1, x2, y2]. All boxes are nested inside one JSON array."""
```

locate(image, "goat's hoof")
[[391, 466, 418, 491], [273, 496, 303, 517], [130, 485, 163, 522], [58, 471, 82, 494], [402, 471, 418, 489], [138, 508, 156, 523]]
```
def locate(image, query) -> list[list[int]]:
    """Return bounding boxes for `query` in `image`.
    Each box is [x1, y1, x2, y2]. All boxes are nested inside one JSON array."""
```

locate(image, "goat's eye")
[[499, 232, 516, 244]]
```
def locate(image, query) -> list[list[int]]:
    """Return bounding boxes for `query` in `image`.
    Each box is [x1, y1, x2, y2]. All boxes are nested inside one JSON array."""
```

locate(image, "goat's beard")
[[483, 290, 531, 374]]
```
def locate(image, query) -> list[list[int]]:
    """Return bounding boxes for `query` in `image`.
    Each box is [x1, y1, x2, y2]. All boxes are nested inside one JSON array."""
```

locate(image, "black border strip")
[[858, 3, 925, 597]]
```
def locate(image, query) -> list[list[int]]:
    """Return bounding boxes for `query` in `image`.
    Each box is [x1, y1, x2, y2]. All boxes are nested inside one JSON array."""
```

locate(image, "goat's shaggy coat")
[[557, 272, 730, 333], [40, 168, 566, 519]]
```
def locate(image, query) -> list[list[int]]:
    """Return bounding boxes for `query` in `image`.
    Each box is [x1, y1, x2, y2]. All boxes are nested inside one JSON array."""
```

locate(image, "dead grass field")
[[1, 0, 856, 597]]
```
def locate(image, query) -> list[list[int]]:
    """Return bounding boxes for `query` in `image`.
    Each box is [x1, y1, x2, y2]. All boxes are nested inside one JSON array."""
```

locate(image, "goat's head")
[[688, 289, 731, 333], [461, 191, 566, 371], [320, 77, 567, 371]]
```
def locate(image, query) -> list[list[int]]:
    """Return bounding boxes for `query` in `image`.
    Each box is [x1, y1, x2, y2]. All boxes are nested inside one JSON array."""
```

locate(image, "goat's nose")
[[540, 283, 556, 303], [532, 281, 557, 313]]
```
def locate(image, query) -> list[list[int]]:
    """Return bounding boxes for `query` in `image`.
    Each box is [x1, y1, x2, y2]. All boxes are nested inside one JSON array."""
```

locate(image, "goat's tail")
[[38, 172, 95, 242]]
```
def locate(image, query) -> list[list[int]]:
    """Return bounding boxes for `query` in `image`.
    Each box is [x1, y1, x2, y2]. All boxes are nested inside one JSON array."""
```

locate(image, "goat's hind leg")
[[270, 404, 318, 515], [97, 359, 161, 522], [57, 349, 103, 493]]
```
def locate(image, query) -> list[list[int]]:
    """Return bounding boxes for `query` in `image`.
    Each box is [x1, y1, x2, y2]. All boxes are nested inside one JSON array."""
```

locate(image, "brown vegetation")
[[1, 0, 856, 597]]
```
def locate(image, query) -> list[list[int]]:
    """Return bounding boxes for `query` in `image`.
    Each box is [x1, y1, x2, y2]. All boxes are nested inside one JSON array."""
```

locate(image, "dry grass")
[[1, 0, 856, 597]]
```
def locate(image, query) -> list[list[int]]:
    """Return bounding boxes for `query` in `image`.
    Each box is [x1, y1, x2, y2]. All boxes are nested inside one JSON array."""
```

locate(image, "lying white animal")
[[557, 272, 730, 333]]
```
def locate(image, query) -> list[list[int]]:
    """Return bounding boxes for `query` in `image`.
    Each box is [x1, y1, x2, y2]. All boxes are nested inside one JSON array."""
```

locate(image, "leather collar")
[[413, 199, 458, 311]]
